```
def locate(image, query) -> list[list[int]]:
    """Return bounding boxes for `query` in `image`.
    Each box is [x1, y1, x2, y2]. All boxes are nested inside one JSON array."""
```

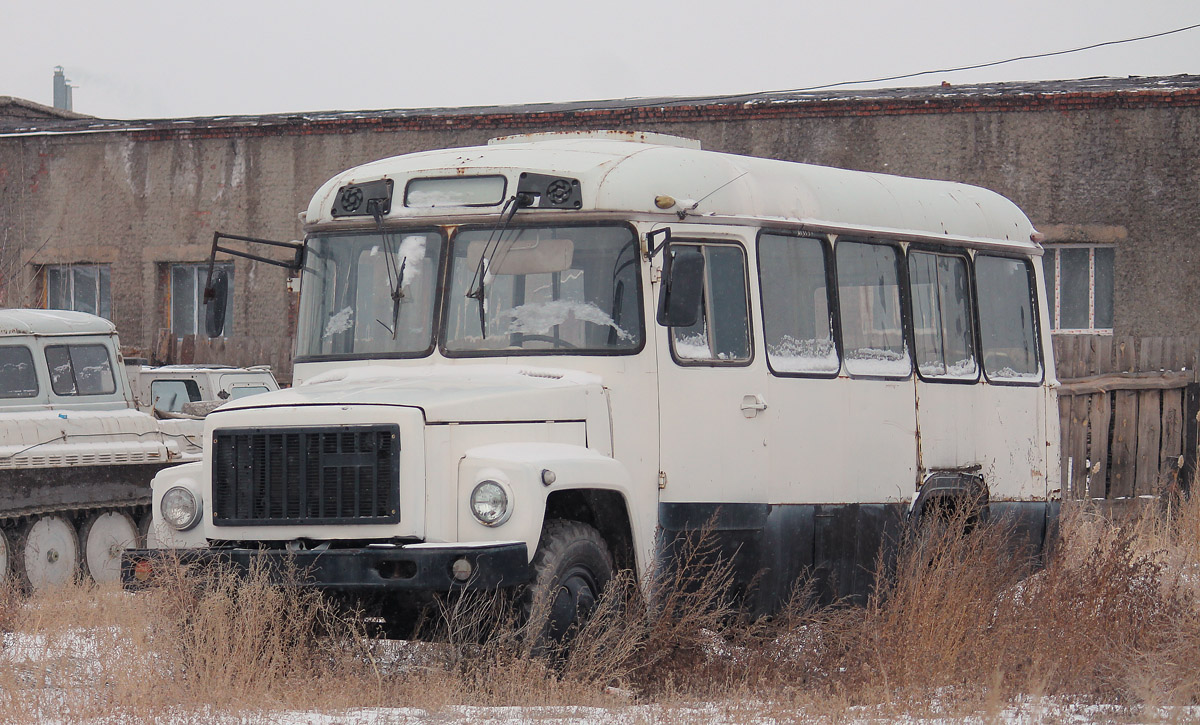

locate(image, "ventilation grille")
[[211, 425, 400, 526]]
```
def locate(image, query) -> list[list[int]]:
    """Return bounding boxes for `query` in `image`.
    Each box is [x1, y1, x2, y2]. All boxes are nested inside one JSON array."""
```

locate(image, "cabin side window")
[[0, 345, 39, 398], [975, 255, 1041, 382], [907, 251, 978, 381], [836, 241, 910, 377], [758, 233, 838, 375], [44, 344, 117, 396], [670, 243, 751, 364]]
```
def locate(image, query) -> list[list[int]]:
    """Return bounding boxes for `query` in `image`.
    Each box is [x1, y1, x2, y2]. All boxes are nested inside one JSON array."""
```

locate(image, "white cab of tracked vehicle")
[[0, 310, 202, 468]]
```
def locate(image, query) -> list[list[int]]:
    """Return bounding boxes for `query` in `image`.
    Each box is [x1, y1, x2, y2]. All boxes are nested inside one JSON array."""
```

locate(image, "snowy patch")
[[323, 306, 355, 338]]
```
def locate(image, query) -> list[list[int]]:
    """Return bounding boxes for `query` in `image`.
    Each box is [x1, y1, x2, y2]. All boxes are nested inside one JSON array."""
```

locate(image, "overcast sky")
[[2, 1, 1197, 120]]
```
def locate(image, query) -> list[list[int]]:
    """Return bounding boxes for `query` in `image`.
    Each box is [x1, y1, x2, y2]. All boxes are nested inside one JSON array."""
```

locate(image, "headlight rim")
[[469, 479, 512, 527], [161, 485, 202, 531]]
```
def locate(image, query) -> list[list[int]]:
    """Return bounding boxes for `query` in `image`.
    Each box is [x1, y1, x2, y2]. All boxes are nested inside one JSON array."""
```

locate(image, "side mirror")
[[204, 270, 229, 338], [656, 248, 705, 327]]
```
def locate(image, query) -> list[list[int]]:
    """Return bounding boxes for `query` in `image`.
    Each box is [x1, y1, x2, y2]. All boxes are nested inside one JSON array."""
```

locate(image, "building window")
[[170, 263, 233, 338], [45, 264, 111, 319], [1042, 245, 1114, 332]]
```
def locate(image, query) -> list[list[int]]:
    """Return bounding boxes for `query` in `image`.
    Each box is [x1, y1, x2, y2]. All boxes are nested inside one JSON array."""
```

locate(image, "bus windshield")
[[443, 224, 642, 355], [296, 229, 444, 357]]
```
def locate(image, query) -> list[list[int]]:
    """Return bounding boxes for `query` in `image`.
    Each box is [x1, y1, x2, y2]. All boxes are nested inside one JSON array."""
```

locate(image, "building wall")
[[0, 91, 1197, 374]]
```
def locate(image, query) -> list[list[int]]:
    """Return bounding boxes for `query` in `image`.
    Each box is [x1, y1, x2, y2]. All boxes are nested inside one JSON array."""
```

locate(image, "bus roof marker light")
[[655, 195, 676, 210]]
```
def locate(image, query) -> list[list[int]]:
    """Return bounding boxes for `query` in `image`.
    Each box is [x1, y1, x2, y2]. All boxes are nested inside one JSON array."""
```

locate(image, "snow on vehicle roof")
[[306, 134, 1038, 250], [0, 309, 116, 337]]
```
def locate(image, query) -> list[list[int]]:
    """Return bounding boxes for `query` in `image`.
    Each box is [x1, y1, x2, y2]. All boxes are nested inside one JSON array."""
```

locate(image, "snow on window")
[[670, 243, 750, 364], [837, 241, 910, 378], [844, 345, 911, 377], [502, 299, 631, 341], [759, 234, 838, 374], [909, 251, 978, 381], [323, 306, 355, 338], [397, 235, 427, 288], [767, 335, 839, 373], [977, 255, 1041, 383], [673, 331, 712, 359]]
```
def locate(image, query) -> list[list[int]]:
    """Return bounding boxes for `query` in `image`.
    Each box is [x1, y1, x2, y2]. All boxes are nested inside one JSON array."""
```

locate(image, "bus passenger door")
[[655, 239, 769, 595]]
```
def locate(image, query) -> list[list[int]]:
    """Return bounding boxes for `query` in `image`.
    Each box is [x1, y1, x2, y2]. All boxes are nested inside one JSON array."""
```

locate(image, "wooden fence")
[[1053, 335, 1200, 501]]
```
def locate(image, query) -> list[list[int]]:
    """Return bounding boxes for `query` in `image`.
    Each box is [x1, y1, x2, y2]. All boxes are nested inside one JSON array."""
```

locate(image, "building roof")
[[0, 96, 92, 128], [0, 309, 116, 337], [1, 75, 1198, 139]]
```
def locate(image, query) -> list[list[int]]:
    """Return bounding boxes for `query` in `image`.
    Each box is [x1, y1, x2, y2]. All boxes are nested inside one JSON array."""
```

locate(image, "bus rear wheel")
[[526, 519, 613, 648]]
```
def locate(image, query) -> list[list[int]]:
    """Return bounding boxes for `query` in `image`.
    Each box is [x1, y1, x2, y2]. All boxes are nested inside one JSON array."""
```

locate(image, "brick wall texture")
[[1, 81, 1197, 368]]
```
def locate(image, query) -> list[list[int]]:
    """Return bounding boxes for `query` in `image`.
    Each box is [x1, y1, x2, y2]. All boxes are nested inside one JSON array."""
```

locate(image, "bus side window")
[[908, 251, 978, 380], [759, 233, 838, 375], [670, 243, 751, 363], [836, 241, 910, 377], [976, 255, 1041, 382]]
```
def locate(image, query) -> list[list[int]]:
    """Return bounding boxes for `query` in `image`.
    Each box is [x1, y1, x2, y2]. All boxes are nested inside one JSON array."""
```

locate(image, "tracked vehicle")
[[0, 309, 202, 588]]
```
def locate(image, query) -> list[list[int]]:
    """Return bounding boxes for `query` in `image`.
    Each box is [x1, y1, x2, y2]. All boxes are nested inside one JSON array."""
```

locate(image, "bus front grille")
[[211, 425, 400, 526]]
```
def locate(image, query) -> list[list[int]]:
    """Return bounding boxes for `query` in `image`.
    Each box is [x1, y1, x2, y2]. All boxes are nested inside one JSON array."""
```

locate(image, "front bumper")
[[121, 541, 532, 592]]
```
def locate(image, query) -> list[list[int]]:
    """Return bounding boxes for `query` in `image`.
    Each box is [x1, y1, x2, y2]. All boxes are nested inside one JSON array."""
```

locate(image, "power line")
[[621, 21, 1200, 109]]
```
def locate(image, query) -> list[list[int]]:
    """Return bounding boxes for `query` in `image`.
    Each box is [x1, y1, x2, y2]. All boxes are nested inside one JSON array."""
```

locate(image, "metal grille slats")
[[212, 425, 399, 526]]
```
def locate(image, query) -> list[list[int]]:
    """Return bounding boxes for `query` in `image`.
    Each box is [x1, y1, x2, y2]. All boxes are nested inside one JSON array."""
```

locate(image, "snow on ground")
[[6, 628, 1200, 724]]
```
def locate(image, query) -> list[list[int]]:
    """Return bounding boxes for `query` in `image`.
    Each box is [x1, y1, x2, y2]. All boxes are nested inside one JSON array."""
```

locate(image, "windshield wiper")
[[465, 196, 520, 339], [369, 200, 407, 339]]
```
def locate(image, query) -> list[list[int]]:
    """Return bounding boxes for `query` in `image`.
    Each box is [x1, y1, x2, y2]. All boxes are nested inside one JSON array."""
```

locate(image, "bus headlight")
[[470, 480, 511, 526], [161, 486, 202, 531]]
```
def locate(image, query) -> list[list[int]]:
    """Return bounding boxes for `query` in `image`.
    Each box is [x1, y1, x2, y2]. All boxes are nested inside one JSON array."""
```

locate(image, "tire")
[[525, 519, 614, 647]]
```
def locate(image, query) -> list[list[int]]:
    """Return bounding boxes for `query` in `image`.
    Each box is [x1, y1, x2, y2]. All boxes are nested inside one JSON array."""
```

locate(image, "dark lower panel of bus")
[[657, 500, 1056, 613]]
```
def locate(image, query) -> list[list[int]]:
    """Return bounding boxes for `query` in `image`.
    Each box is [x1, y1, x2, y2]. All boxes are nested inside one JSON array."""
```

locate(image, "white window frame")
[[1044, 243, 1114, 335]]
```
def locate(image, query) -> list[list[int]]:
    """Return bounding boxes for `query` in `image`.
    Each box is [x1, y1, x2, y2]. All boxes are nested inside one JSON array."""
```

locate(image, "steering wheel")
[[518, 334, 577, 349]]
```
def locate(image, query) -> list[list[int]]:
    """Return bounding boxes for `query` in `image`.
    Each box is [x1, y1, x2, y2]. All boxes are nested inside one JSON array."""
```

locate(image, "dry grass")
[[3, 497, 1200, 721]]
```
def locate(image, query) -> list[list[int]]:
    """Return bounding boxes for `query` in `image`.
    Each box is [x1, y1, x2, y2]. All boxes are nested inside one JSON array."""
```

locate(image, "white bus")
[[126, 131, 1060, 629]]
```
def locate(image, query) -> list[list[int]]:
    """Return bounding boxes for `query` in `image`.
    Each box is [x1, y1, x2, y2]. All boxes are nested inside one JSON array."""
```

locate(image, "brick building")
[[1, 75, 1198, 382]]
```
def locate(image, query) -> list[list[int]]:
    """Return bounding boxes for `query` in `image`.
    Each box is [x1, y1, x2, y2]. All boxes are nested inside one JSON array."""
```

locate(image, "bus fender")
[[910, 471, 989, 523], [457, 443, 633, 560]]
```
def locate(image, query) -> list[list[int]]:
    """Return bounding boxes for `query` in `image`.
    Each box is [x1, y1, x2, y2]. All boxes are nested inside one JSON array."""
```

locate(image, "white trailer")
[[125, 131, 1059, 632]]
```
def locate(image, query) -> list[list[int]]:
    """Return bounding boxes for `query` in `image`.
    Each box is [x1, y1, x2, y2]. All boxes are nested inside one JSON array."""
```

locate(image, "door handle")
[[741, 394, 767, 418]]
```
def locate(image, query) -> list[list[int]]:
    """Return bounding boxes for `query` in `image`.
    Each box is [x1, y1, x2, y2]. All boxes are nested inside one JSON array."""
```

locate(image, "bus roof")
[[0, 309, 117, 337], [306, 132, 1038, 250]]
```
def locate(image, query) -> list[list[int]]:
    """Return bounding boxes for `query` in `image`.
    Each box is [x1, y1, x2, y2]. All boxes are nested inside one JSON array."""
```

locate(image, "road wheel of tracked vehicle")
[[0, 527, 10, 584], [81, 512, 138, 584], [525, 519, 613, 648], [18, 515, 80, 592]]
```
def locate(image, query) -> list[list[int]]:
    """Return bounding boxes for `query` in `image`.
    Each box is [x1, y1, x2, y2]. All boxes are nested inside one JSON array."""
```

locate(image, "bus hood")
[[212, 365, 604, 423]]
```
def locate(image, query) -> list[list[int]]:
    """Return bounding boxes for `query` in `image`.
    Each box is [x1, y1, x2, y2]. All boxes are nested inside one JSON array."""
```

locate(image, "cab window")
[[44, 344, 116, 396], [670, 243, 751, 364], [0, 346, 39, 398]]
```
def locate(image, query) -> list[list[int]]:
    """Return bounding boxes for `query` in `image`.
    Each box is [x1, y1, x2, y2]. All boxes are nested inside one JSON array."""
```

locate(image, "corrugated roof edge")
[[1, 74, 1198, 138]]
